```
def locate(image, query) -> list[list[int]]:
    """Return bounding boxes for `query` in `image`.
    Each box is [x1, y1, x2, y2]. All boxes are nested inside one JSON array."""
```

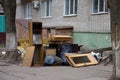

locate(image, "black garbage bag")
[[59, 43, 72, 64]]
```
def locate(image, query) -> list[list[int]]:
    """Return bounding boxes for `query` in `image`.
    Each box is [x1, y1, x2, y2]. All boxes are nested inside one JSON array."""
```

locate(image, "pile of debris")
[[0, 44, 113, 67], [0, 49, 23, 64]]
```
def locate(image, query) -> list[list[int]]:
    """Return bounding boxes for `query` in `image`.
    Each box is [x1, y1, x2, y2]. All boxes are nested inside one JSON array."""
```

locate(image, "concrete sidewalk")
[[0, 62, 113, 80], [83, 77, 108, 80]]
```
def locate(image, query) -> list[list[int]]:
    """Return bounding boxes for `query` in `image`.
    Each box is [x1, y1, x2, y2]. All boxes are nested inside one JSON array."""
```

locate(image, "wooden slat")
[[22, 46, 35, 67], [29, 21, 33, 46], [50, 35, 72, 41]]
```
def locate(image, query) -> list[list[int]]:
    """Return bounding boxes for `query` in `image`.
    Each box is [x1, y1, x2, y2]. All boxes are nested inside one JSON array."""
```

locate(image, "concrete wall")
[[32, 0, 110, 32], [73, 32, 111, 49]]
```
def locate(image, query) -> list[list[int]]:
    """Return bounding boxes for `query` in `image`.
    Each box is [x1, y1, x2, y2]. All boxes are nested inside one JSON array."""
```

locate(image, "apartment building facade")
[[16, 0, 111, 49]]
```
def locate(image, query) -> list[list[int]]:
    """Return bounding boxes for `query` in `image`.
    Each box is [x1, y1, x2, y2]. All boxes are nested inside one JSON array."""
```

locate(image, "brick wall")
[[16, 19, 29, 40]]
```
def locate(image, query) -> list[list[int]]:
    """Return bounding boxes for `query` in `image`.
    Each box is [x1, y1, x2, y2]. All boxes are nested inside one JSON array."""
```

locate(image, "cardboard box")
[[45, 48, 56, 56]]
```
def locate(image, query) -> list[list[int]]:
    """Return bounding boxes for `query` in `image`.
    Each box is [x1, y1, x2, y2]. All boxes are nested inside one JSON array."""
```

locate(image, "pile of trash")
[[43, 43, 112, 67], [44, 43, 72, 66], [0, 49, 23, 64]]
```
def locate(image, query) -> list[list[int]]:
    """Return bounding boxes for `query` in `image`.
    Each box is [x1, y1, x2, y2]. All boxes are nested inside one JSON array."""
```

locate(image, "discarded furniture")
[[65, 53, 98, 67], [45, 48, 56, 56], [23, 22, 43, 67], [22, 46, 35, 66], [42, 26, 73, 45], [42, 26, 73, 66], [29, 22, 43, 66], [50, 35, 72, 42]]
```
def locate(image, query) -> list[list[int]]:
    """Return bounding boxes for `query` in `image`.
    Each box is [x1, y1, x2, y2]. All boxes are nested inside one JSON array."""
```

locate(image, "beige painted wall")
[[16, 0, 110, 32]]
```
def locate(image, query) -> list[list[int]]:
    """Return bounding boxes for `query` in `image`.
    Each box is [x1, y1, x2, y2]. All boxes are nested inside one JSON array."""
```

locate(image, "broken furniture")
[[90, 47, 112, 65], [23, 22, 43, 67], [42, 26, 74, 65], [65, 53, 98, 67], [50, 35, 72, 43], [30, 22, 43, 66], [22, 46, 35, 66], [42, 26, 73, 44], [23, 26, 78, 66], [45, 48, 56, 56]]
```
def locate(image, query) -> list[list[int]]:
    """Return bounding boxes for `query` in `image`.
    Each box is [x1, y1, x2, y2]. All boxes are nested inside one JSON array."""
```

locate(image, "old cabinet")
[[29, 22, 43, 66]]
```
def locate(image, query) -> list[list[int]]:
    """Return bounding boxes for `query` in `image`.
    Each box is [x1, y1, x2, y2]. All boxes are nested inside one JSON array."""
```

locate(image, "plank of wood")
[[29, 21, 33, 46], [22, 46, 35, 67], [50, 35, 72, 41]]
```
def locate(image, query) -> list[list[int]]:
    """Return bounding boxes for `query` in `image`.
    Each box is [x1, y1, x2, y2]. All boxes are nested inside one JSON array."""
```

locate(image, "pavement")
[[0, 62, 113, 80]]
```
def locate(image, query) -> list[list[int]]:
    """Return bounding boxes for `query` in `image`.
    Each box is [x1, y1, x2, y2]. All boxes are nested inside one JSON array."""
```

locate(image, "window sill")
[[41, 16, 52, 19], [24, 18, 32, 20], [63, 14, 77, 17], [92, 12, 109, 15]]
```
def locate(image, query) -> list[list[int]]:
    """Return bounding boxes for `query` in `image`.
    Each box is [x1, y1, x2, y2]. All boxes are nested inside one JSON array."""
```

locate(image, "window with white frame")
[[64, 0, 77, 16], [41, 0, 52, 18], [24, 3, 32, 19], [92, 0, 108, 14]]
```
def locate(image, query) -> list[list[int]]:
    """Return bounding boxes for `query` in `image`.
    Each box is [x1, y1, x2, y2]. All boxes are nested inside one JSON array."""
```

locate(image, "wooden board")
[[55, 26, 73, 36], [65, 53, 98, 67], [29, 22, 33, 46], [22, 46, 35, 67], [45, 48, 56, 56], [33, 45, 43, 66], [50, 35, 72, 41]]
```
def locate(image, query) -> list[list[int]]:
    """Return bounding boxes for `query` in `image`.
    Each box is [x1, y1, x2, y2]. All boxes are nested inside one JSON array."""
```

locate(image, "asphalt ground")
[[0, 62, 112, 80]]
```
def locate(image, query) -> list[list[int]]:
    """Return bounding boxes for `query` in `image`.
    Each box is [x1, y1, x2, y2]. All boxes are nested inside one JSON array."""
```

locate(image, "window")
[[24, 3, 32, 19], [64, 0, 77, 16], [65, 53, 98, 67], [92, 0, 108, 14], [41, 0, 52, 18]]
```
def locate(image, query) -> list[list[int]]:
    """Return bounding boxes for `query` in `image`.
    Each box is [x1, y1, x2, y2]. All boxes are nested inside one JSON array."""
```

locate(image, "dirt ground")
[[0, 62, 113, 80]]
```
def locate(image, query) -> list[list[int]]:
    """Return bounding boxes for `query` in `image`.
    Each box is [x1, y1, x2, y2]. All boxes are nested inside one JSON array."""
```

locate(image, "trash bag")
[[91, 51, 102, 62], [44, 54, 62, 66], [44, 55, 55, 65], [59, 43, 72, 64]]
